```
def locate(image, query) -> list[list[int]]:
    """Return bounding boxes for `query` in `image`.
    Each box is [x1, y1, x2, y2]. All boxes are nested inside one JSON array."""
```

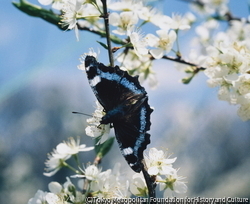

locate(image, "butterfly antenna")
[[72, 111, 93, 117]]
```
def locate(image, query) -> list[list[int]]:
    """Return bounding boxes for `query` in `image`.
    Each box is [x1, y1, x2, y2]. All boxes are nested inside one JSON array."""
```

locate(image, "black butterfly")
[[84, 55, 153, 172]]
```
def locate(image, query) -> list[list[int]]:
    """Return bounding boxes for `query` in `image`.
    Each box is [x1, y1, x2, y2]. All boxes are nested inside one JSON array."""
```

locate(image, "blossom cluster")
[[133, 148, 187, 198], [193, 16, 250, 120], [44, 137, 94, 176], [29, 135, 186, 203], [38, 0, 196, 88], [28, 178, 84, 204], [204, 41, 250, 121], [158, 0, 250, 121], [84, 101, 111, 144]]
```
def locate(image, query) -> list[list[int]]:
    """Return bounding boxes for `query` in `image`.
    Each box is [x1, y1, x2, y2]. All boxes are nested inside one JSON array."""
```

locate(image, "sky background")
[[1, 0, 250, 203]]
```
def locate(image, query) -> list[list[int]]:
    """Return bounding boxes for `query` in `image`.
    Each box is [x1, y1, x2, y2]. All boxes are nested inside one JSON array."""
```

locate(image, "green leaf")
[[97, 41, 108, 50], [12, 0, 65, 30], [95, 137, 114, 159], [182, 74, 194, 84]]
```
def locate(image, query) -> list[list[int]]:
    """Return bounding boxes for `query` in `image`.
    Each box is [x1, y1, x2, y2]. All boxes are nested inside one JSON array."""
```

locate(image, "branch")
[[213, 12, 250, 24], [176, 0, 204, 7], [141, 159, 157, 204], [100, 0, 114, 66], [161, 55, 206, 71], [159, 55, 206, 84]]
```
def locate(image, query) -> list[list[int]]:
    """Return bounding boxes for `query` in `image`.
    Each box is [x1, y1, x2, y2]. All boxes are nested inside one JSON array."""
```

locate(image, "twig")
[[213, 12, 250, 24], [161, 55, 206, 72], [141, 159, 157, 204], [176, 0, 204, 7], [100, 0, 114, 66]]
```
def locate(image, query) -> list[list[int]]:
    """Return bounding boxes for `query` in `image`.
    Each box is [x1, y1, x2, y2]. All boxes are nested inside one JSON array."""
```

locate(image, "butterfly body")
[[85, 55, 153, 172]]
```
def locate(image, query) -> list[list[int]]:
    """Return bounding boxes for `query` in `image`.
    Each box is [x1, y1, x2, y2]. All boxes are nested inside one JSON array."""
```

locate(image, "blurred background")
[[1, 0, 250, 203]]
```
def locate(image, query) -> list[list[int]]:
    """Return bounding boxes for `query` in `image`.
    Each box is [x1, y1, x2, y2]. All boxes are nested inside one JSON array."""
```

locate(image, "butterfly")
[[84, 55, 153, 172]]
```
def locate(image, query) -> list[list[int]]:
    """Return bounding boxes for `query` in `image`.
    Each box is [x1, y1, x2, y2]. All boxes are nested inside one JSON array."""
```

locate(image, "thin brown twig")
[[141, 159, 157, 204], [100, 0, 114, 66], [159, 55, 206, 71]]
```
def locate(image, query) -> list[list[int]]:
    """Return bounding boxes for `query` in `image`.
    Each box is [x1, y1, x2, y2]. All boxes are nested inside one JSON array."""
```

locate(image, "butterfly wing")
[[85, 56, 147, 111], [113, 96, 153, 172], [85, 55, 153, 172]]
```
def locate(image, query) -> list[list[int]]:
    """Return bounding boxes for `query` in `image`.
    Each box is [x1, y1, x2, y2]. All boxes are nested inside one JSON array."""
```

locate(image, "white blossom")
[[183, 12, 196, 25], [137, 6, 162, 26], [146, 29, 176, 59], [195, 19, 219, 44], [43, 138, 93, 177], [129, 173, 148, 197], [28, 178, 83, 204], [129, 30, 148, 57], [116, 50, 157, 88], [144, 148, 176, 175], [61, 0, 85, 40], [84, 164, 101, 181], [227, 20, 250, 47], [85, 101, 111, 144], [61, 0, 101, 40], [28, 190, 48, 204], [204, 39, 250, 120], [238, 101, 250, 121], [78, 49, 99, 71], [109, 11, 138, 35], [159, 169, 187, 197], [48, 178, 83, 203], [168, 14, 191, 30], [235, 74, 250, 95], [46, 193, 66, 204], [43, 147, 70, 177], [48, 182, 62, 194], [154, 13, 193, 31], [76, 163, 130, 198], [56, 137, 94, 156], [94, 166, 129, 198]]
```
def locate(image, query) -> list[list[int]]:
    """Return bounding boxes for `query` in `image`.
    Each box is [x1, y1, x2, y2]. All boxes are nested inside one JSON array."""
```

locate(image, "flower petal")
[[150, 48, 164, 59]]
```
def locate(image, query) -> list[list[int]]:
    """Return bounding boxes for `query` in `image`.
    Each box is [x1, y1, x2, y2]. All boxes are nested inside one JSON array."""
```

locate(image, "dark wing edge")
[[113, 98, 153, 172], [113, 122, 151, 172]]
